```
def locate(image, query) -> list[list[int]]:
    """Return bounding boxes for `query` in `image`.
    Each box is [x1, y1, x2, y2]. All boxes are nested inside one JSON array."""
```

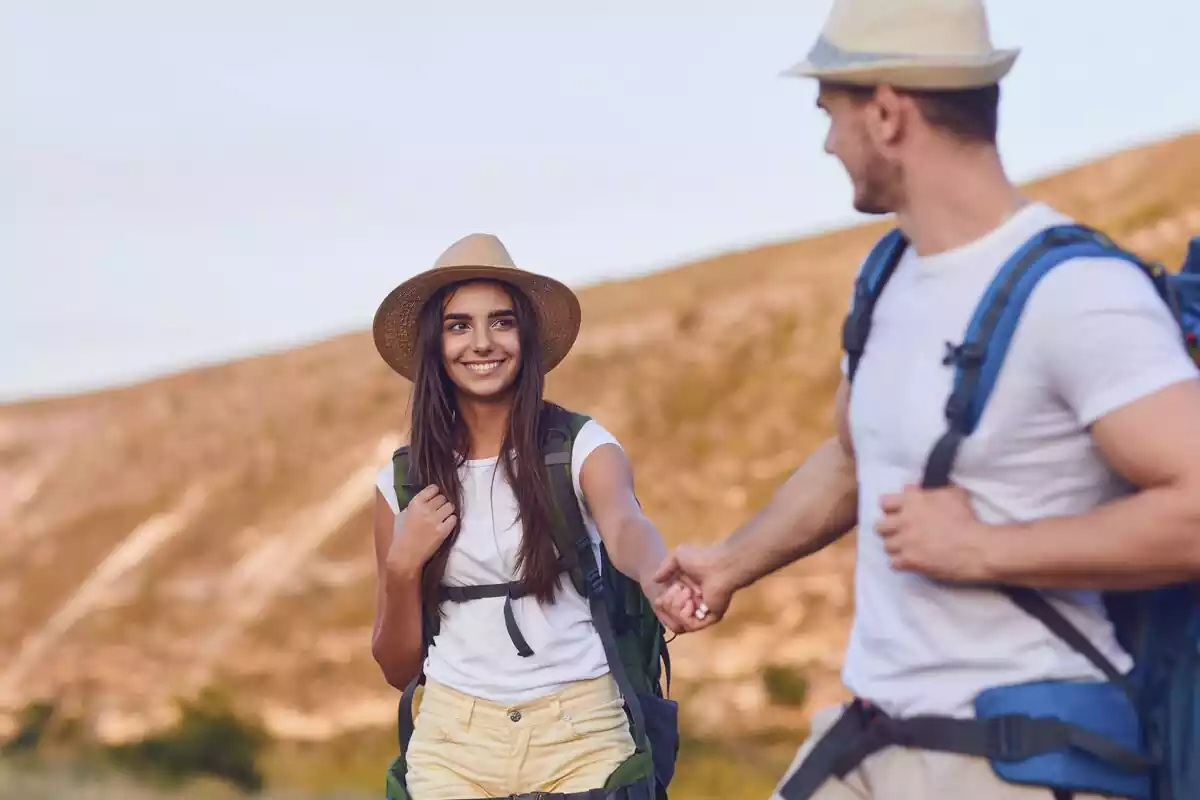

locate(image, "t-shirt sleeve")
[[376, 461, 400, 514], [1028, 256, 1198, 426], [570, 418, 623, 503], [569, 418, 623, 551]]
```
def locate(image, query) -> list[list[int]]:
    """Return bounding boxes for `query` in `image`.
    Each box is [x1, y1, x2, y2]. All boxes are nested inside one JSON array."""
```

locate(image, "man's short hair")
[[907, 84, 1000, 144], [834, 83, 1001, 144]]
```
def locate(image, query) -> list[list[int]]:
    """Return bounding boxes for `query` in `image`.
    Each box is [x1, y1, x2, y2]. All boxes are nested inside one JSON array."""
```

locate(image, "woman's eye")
[[447, 322, 468, 332], [493, 318, 515, 329]]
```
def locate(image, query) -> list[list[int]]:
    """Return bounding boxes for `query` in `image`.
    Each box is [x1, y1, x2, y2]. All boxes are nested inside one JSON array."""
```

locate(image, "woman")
[[370, 232, 693, 799]]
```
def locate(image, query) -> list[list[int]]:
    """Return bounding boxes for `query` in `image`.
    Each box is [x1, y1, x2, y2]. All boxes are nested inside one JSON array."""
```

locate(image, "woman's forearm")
[[371, 557, 426, 690], [605, 515, 669, 589]]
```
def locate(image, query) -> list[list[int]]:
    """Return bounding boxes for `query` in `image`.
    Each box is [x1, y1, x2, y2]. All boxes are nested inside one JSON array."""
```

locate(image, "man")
[[654, 0, 1200, 798]]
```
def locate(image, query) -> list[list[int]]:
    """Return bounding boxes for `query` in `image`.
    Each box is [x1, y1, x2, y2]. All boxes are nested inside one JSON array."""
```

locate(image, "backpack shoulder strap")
[[390, 445, 420, 513], [390, 444, 438, 757], [540, 403, 656, 790], [843, 228, 910, 383], [920, 223, 1150, 488], [541, 403, 593, 599], [389, 444, 434, 645], [921, 222, 1151, 701]]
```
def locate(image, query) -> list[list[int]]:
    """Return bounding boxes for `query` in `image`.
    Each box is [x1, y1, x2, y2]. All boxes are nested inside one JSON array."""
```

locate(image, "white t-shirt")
[[376, 418, 620, 704], [844, 202, 1198, 719]]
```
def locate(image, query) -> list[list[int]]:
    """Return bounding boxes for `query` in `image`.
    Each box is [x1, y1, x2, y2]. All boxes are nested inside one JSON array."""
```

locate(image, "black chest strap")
[[437, 554, 573, 659], [440, 581, 536, 658]]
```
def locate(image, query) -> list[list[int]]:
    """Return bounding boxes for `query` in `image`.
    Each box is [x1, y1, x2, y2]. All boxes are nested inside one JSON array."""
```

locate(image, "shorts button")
[[509, 710, 522, 723]]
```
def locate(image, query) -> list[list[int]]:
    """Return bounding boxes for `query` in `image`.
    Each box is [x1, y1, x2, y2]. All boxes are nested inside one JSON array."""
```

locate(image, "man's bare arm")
[[712, 379, 859, 592], [982, 379, 1200, 589]]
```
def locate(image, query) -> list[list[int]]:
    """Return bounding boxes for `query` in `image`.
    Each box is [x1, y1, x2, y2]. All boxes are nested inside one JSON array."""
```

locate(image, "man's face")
[[816, 84, 904, 216]]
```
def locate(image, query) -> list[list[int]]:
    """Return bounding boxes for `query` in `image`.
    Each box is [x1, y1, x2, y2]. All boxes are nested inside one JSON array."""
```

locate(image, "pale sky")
[[4, 1, 1198, 401]]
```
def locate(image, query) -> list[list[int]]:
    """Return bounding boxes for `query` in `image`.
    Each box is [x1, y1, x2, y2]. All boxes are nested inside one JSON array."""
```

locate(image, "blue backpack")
[[777, 224, 1200, 800], [829, 225, 1200, 800]]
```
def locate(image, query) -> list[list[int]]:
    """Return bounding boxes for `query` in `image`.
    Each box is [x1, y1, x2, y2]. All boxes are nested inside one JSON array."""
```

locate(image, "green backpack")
[[384, 403, 678, 800]]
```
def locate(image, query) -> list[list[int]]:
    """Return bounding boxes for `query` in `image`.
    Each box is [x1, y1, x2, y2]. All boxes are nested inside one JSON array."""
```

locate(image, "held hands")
[[875, 483, 991, 583], [640, 579, 693, 635], [386, 485, 458, 574], [649, 543, 734, 634]]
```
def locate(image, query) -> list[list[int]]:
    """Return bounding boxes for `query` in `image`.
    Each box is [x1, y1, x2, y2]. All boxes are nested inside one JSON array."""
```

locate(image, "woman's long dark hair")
[[409, 280, 562, 615]]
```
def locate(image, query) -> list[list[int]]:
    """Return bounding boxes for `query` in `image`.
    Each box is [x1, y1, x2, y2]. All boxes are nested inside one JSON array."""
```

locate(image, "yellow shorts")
[[406, 673, 637, 799]]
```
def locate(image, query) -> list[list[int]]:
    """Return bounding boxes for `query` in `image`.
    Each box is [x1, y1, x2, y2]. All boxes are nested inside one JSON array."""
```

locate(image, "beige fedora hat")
[[373, 233, 582, 381], [782, 0, 1019, 90]]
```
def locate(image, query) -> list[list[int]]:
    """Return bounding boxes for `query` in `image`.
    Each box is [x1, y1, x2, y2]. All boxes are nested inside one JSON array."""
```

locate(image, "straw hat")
[[782, 0, 1019, 90], [372, 233, 582, 380]]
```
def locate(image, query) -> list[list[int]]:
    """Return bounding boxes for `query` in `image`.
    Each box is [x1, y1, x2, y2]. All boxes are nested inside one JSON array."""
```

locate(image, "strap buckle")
[[574, 539, 605, 599], [942, 340, 985, 368], [585, 570, 605, 600], [986, 714, 1036, 762]]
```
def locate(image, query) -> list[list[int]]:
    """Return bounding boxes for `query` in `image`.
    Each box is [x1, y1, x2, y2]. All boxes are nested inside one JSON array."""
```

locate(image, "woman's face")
[[440, 280, 523, 401]]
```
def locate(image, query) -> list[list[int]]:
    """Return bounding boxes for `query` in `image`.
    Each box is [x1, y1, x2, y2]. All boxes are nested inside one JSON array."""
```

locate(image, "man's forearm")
[[983, 483, 1200, 590], [717, 436, 858, 591]]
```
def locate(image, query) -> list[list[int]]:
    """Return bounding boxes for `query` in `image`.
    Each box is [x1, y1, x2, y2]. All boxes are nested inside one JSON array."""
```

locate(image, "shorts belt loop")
[[460, 696, 475, 729]]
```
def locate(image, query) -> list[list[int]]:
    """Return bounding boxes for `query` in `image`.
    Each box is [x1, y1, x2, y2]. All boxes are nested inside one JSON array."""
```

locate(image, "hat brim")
[[782, 46, 1020, 91], [372, 264, 582, 381]]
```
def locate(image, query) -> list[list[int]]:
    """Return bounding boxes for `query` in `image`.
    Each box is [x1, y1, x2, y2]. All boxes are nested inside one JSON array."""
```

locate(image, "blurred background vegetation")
[[0, 680, 805, 799]]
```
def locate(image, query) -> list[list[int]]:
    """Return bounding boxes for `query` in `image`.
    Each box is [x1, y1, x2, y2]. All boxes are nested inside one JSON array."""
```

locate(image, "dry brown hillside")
[[2, 131, 1198, 747]]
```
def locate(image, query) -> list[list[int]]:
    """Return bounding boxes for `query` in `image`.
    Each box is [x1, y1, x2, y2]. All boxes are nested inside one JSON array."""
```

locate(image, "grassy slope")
[[0, 132, 1197, 798]]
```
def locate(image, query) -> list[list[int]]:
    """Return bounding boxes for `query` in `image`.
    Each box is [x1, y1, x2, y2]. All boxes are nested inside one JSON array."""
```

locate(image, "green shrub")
[[762, 664, 809, 708], [2, 701, 57, 755], [108, 688, 268, 793]]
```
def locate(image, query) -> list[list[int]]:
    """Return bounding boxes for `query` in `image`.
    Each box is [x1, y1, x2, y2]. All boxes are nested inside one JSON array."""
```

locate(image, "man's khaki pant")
[[406, 674, 636, 800], [771, 703, 1130, 800]]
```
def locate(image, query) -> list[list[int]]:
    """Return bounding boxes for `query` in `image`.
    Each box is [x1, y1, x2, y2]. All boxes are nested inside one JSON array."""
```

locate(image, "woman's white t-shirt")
[[376, 419, 620, 704]]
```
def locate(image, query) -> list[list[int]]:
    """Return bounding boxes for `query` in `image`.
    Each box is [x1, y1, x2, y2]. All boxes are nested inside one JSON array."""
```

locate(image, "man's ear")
[[865, 85, 907, 150]]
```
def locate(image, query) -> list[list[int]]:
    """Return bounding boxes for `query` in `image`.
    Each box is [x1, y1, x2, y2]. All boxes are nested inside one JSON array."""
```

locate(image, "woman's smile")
[[462, 359, 506, 376]]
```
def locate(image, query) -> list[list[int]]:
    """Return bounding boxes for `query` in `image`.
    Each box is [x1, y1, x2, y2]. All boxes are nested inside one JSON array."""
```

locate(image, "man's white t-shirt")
[[376, 418, 619, 704], [845, 202, 1198, 719]]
